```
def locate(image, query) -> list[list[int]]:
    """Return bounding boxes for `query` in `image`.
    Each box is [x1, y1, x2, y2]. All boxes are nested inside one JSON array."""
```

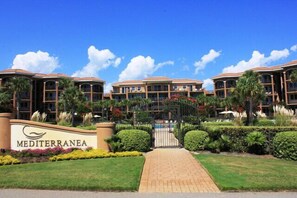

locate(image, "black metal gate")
[[152, 96, 200, 148], [153, 121, 179, 148]]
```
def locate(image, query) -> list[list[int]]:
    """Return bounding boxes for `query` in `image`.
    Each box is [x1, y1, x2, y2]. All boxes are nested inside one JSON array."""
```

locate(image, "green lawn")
[[196, 154, 297, 191], [0, 157, 144, 191]]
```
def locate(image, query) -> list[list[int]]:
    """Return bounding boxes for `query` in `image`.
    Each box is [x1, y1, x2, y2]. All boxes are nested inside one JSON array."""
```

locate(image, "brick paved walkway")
[[139, 149, 220, 193]]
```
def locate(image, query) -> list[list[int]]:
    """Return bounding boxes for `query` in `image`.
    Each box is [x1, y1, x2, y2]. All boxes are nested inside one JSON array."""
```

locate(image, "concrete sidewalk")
[[139, 148, 220, 192], [0, 189, 296, 198]]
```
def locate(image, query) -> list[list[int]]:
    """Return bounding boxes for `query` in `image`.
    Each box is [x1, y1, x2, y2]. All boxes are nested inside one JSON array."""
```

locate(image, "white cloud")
[[223, 48, 290, 73], [11, 50, 59, 73], [72, 46, 121, 77], [118, 55, 174, 82], [202, 78, 214, 89], [291, 44, 297, 52], [194, 49, 221, 74]]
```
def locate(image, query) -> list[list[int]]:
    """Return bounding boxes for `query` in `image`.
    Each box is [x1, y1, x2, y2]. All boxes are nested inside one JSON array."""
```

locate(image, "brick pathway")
[[139, 149, 220, 193]]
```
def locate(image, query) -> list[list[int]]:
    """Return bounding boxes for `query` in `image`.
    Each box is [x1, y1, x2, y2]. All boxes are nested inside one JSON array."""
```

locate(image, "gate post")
[[0, 113, 12, 149], [96, 122, 115, 151]]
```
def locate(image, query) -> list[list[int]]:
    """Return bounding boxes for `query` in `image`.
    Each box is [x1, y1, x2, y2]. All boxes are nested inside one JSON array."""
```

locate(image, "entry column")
[[0, 113, 11, 149], [96, 122, 115, 151]]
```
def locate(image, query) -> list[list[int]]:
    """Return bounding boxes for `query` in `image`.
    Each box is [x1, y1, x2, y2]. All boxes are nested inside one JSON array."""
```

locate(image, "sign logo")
[[22, 125, 46, 140]]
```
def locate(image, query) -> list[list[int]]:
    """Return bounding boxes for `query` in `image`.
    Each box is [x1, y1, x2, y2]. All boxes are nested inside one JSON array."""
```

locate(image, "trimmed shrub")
[[115, 124, 152, 134], [245, 131, 266, 154], [201, 122, 234, 127], [184, 130, 209, 151], [117, 130, 151, 152], [273, 132, 297, 160]]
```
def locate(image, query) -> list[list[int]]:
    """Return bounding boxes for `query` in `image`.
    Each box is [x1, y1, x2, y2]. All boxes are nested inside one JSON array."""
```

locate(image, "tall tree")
[[59, 77, 74, 112], [7, 77, 30, 119], [0, 87, 11, 113], [59, 80, 86, 126], [290, 70, 297, 83], [234, 70, 265, 125]]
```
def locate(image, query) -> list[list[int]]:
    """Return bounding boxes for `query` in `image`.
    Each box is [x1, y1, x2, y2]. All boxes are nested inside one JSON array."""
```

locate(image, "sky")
[[0, 0, 297, 92]]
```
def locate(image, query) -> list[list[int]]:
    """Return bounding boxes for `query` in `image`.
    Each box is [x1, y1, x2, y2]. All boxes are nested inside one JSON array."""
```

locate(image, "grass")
[[196, 154, 297, 191], [0, 157, 144, 191]]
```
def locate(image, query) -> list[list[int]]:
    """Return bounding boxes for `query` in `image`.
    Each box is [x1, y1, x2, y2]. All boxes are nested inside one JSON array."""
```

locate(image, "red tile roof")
[[112, 80, 143, 86], [0, 69, 35, 76], [282, 60, 297, 67], [143, 76, 171, 81], [212, 73, 242, 80], [73, 77, 104, 83], [172, 78, 202, 84]]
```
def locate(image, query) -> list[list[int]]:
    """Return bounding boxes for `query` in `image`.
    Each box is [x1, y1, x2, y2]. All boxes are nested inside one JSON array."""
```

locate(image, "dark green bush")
[[273, 132, 297, 160], [117, 129, 151, 152], [202, 125, 297, 153], [207, 140, 221, 153], [206, 134, 231, 153], [105, 135, 123, 152], [184, 130, 209, 151], [255, 119, 275, 126], [245, 131, 266, 154]]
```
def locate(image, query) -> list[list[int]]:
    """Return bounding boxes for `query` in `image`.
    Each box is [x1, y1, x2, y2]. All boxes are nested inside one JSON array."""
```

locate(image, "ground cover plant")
[[0, 157, 144, 191], [196, 154, 297, 191]]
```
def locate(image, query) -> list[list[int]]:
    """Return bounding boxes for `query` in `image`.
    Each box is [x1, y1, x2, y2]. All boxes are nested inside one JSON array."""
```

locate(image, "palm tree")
[[7, 77, 30, 119], [290, 70, 297, 83], [235, 70, 265, 125], [59, 85, 86, 126]]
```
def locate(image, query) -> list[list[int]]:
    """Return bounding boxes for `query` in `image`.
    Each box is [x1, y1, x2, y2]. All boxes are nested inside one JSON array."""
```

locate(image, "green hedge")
[[184, 130, 209, 151], [201, 122, 234, 127], [202, 125, 297, 153], [273, 132, 297, 160], [117, 129, 151, 152], [115, 124, 152, 134]]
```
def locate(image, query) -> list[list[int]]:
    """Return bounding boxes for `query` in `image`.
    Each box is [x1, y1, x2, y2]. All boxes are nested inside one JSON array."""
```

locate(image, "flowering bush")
[[1, 147, 79, 158], [0, 155, 20, 165], [49, 149, 142, 161]]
